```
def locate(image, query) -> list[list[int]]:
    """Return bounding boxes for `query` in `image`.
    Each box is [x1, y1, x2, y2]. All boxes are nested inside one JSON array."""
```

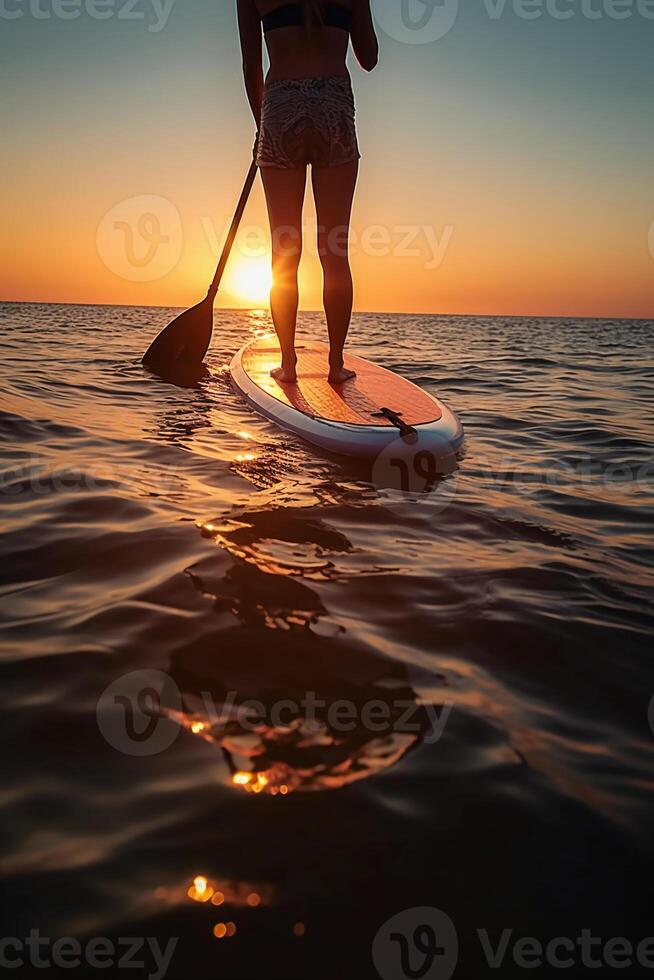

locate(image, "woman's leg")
[[260, 166, 307, 383], [311, 160, 359, 383]]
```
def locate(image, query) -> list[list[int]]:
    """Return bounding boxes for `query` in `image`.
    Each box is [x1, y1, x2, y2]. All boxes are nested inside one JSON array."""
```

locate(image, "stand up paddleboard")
[[229, 338, 464, 460]]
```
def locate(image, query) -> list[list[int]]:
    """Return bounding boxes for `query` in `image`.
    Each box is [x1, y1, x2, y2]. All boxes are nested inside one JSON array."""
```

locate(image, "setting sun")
[[225, 258, 272, 307]]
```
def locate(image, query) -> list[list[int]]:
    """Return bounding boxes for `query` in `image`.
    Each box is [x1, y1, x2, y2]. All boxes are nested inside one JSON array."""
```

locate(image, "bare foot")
[[271, 366, 297, 384], [328, 366, 356, 384]]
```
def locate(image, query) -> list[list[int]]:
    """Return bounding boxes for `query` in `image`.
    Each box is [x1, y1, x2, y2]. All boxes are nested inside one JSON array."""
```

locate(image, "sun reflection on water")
[[188, 875, 213, 902]]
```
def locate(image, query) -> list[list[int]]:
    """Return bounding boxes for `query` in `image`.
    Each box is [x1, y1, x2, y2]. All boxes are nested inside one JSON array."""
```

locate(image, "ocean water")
[[1, 302, 653, 978]]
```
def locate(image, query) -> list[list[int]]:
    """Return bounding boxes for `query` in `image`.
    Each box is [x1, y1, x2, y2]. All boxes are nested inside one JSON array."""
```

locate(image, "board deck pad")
[[240, 338, 442, 427]]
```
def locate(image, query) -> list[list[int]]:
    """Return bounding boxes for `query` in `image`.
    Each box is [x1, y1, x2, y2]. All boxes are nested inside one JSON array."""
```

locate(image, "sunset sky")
[[1, 1, 652, 317]]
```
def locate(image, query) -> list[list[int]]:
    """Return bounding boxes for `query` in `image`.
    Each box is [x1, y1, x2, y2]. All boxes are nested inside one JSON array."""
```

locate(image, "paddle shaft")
[[207, 160, 258, 301]]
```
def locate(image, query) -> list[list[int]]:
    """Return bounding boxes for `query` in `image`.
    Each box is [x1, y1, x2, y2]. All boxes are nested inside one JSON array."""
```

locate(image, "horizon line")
[[0, 298, 652, 324]]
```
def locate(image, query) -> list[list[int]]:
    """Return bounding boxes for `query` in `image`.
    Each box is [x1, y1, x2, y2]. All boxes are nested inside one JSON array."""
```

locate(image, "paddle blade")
[[142, 296, 214, 369]]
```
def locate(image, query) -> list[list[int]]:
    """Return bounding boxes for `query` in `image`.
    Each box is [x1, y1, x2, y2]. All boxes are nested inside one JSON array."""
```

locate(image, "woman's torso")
[[254, 0, 352, 83]]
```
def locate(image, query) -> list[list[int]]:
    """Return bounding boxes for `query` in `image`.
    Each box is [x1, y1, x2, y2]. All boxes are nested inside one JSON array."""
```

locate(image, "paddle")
[[142, 160, 258, 369]]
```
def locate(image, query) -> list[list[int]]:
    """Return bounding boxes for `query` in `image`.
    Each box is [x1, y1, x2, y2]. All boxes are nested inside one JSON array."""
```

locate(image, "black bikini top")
[[262, 2, 351, 34]]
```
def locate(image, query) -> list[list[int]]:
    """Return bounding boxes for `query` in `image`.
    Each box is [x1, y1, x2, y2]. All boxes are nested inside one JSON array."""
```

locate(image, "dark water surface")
[[1, 303, 653, 978]]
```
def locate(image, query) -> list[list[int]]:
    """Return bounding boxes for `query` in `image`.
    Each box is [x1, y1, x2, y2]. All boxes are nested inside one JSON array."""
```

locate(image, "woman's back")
[[253, 0, 353, 81]]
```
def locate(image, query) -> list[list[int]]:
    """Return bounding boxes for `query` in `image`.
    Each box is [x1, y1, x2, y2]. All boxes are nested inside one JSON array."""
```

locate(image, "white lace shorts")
[[256, 76, 360, 170]]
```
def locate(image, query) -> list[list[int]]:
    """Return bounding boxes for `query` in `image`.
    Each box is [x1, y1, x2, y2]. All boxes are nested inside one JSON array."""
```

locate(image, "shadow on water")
[[143, 361, 212, 389], [161, 507, 437, 795], [165, 625, 433, 795], [143, 360, 221, 446]]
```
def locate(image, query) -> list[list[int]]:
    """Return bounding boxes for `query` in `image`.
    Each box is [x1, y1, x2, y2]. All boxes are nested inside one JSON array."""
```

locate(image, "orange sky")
[[1, 7, 653, 318]]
